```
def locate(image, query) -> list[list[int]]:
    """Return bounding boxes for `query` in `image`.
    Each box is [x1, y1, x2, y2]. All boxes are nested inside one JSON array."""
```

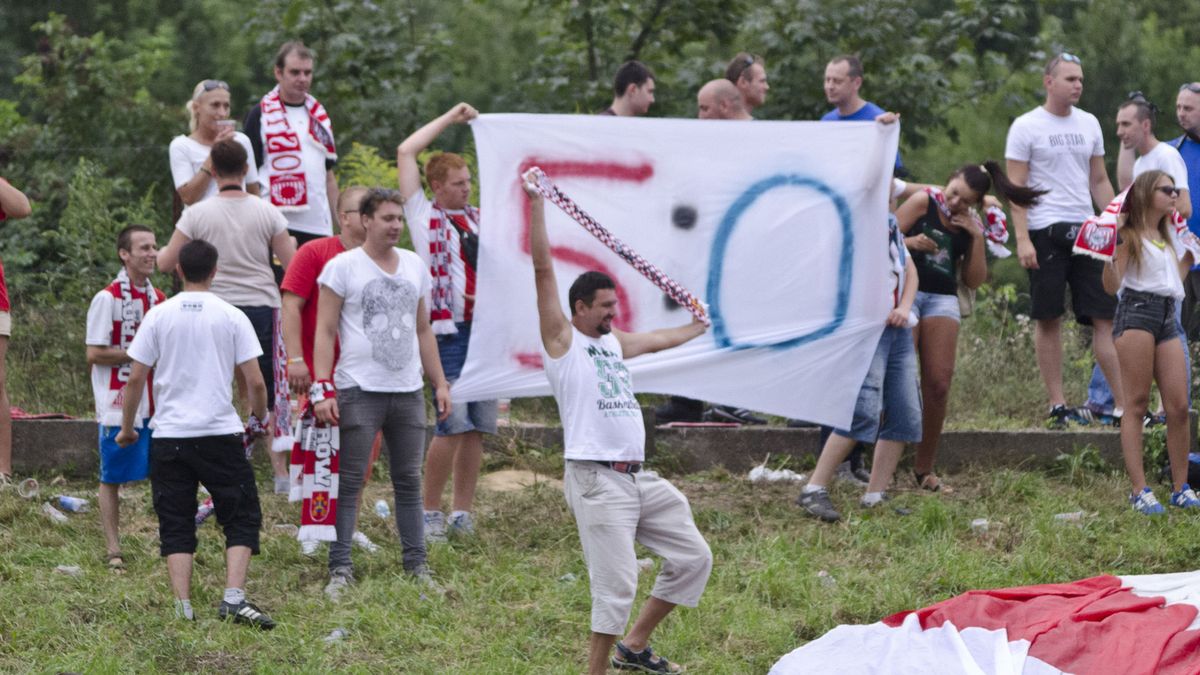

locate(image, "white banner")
[[452, 113, 898, 428]]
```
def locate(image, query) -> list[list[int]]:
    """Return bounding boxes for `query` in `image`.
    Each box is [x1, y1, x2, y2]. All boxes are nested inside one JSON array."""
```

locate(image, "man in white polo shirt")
[[525, 176, 711, 675], [117, 239, 274, 629], [1006, 52, 1122, 429]]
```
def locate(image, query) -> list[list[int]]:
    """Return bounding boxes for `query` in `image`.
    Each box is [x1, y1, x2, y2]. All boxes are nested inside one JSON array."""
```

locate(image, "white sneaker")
[[448, 511, 475, 537], [424, 511, 447, 544], [273, 477, 290, 495], [300, 539, 321, 556], [352, 531, 379, 553], [324, 566, 354, 601]]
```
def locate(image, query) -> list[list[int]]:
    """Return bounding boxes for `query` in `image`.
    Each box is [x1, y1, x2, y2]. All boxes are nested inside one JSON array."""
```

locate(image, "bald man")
[[697, 80, 751, 121]]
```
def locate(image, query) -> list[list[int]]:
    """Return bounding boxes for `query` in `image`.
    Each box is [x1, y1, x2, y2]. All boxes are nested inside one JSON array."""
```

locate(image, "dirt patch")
[[478, 469, 562, 493]]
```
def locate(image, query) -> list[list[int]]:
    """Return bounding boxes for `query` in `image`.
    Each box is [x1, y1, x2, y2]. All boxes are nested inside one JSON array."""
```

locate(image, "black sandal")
[[612, 641, 683, 673]]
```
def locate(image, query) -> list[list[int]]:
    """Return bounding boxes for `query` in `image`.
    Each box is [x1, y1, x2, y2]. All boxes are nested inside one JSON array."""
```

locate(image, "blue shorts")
[[833, 326, 922, 444], [435, 321, 498, 436], [912, 290, 961, 322], [98, 421, 151, 484]]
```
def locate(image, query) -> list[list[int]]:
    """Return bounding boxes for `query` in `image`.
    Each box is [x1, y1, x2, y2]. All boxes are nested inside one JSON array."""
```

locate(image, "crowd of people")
[[1, 39, 1200, 673]]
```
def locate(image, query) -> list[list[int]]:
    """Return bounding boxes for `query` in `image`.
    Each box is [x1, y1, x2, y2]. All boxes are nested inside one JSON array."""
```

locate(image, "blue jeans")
[[832, 325, 922, 444], [1087, 299, 1191, 414]]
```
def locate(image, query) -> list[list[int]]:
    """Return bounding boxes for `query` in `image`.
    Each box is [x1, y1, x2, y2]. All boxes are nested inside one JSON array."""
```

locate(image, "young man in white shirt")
[[86, 225, 165, 571], [398, 103, 498, 542], [525, 176, 711, 675], [1005, 53, 1122, 429], [117, 239, 274, 629], [311, 188, 451, 596]]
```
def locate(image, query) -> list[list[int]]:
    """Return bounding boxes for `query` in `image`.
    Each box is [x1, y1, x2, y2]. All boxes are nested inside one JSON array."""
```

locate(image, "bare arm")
[[281, 291, 310, 394], [86, 345, 129, 367], [397, 103, 479, 200], [175, 165, 215, 206], [0, 179, 32, 219], [247, 182, 261, 197], [613, 318, 707, 360], [1178, 189, 1193, 220], [326, 169, 339, 227], [312, 286, 343, 424], [1089, 154, 1115, 210], [1006, 159, 1037, 270], [1102, 237, 1128, 296], [524, 180, 573, 358], [155, 229, 192, 276], [271, 229, 296, 270], [416, 298, 451, 421], [1116, 144, 1135, 192], [887, 256, 919, 327], [238, 358, 268, 420], [115, 361, 151, 446], [960, 221, 988, 290]]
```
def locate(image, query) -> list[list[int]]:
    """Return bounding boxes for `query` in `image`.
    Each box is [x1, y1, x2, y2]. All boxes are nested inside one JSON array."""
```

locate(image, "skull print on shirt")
[[361, 276, 419, 370]]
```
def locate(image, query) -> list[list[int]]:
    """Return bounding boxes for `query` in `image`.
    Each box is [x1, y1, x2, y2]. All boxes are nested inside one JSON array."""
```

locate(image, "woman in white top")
[[168, 79, 260, 206], [1101, 169, 1197, 514]]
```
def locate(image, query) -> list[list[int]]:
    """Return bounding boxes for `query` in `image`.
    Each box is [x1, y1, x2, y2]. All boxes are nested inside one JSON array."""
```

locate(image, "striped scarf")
[[428, 203, 480, 335]]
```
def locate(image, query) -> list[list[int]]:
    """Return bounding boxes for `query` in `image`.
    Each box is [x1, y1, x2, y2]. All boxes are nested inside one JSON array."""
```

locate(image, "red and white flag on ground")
[[771, 571, 1200, 674]]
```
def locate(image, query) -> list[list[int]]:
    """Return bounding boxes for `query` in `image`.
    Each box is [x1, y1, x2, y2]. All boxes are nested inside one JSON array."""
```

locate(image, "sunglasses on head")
[[1157, 186, 1181, 198], [1059, 52, 1081, 64], [1180, 83, 1200, 94], [201, 79, 230, 92]]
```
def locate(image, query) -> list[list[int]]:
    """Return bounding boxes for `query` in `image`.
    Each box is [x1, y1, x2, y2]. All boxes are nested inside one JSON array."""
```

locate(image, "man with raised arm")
[[524, 175, 711, 674], [117, 239, 274, 629], [397, 103, 497, 543]]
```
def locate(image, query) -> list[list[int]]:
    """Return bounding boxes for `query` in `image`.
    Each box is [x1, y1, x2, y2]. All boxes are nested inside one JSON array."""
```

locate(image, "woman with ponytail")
[[169, 79, 260, 207], [897, 161, 1045, 492], [1101, 170, 1199, 514]]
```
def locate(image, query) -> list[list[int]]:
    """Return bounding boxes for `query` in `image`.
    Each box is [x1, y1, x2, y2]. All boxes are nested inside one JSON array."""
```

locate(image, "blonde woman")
[[1102, 170, 1198, 514], [169, 80, 259, 206]]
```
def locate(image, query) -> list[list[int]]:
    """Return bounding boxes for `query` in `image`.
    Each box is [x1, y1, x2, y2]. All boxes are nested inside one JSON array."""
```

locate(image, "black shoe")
[[654, 396, 703, 424], [218, 599, 276, 630], [1144, 412, 1167, 428], [705, 405, 767, 425], [796, 488, 841, 522], [1046, 404, 1073, 430]]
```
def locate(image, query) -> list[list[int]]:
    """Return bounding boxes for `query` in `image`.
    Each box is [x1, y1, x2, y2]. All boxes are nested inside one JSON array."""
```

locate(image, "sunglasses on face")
[[1157, 186, 1181, 197]]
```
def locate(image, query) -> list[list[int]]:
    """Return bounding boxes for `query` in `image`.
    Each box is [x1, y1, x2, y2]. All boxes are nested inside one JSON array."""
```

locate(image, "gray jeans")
[[329, 387, 427, 573]]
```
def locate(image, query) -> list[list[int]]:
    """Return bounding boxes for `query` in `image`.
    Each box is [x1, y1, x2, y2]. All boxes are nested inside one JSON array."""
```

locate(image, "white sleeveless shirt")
[[542, 327, 645, 461], [1121, 231, 1185, 300]]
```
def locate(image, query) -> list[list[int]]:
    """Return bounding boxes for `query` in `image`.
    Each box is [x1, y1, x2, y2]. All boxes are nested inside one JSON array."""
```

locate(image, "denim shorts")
[[434, 321, 497, 436], [1113, 289, 1181, 344], [833, 325, 923, 444], [912, 290, 961, 322]]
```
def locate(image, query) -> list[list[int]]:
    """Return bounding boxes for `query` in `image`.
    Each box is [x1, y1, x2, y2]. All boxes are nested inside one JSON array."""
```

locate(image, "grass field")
[[2, 446, 1199, 674]]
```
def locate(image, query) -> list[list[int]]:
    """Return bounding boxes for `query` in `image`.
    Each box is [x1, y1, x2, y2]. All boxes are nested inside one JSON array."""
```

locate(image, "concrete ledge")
[[11, 412, 1190, 478]]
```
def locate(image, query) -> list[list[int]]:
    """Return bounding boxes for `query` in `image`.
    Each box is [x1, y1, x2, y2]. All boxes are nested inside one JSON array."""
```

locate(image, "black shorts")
[[1028, 222, 1116, 325], [234, 306, 276, 409], [1181, 269, 1200, 341], [150, 434, 262, 556], [1113, 290, 1181, 344]]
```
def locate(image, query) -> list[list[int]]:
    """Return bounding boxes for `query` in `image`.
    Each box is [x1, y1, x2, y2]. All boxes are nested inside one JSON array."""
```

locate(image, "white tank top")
[[1121, 232, 1185, 300], [542, 327, 645, 461]]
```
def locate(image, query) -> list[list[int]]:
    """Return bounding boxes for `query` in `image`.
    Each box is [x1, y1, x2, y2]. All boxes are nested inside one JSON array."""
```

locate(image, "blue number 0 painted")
[[705, 174, 854, 350]]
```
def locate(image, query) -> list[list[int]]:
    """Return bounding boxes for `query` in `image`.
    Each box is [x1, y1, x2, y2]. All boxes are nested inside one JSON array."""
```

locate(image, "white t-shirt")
[[1133, 142, 1189, 188], [168, 133, 259, 205], [174, 194, 288, 307], [256, 105, 333, 237], [317, 247, 431, 392], [85, 282, 162, 427], [127, 291, 262, 438], [542, 328, 645, 462], [1005, 106, 1106, 231], [1121, 230, 1186, 300]]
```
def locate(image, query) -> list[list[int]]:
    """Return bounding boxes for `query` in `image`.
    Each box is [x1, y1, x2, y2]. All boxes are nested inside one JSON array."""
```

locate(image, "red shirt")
[[280, 235, 345, 373]]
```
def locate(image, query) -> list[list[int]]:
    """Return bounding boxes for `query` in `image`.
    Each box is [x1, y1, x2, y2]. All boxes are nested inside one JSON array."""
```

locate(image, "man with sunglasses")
[[1006, 53, 1122, 430], [1173, 83, 1200, 339], [725, 52, 769, 117]]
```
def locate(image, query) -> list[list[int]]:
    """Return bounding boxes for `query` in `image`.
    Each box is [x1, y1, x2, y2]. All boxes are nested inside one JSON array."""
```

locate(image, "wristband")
[[199, 166, 212, 177], [287, 357, 305, 365], [309, 380, 336, 403]]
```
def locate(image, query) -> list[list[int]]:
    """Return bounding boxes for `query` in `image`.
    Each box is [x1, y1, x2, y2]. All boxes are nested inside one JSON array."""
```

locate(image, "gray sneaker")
[[324, 566, 355, 601], [448, 512, 475, 537], [834, 461, 868, 487], [273, 477, 291, 495], [424, 510, 448, 544], [796, 488, 841, 522], [408, 564, 445, 595]]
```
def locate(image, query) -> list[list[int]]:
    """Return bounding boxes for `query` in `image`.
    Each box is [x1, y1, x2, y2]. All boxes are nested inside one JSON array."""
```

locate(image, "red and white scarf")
[[288, 401, 339, 541], [258, 86, 336, 211], [428, 203, 481, 335], [271, 309, 292, 451], [99, 269, 158, 426], [924, 187, 1011, 258], [1073, 189, 1200, 262]]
